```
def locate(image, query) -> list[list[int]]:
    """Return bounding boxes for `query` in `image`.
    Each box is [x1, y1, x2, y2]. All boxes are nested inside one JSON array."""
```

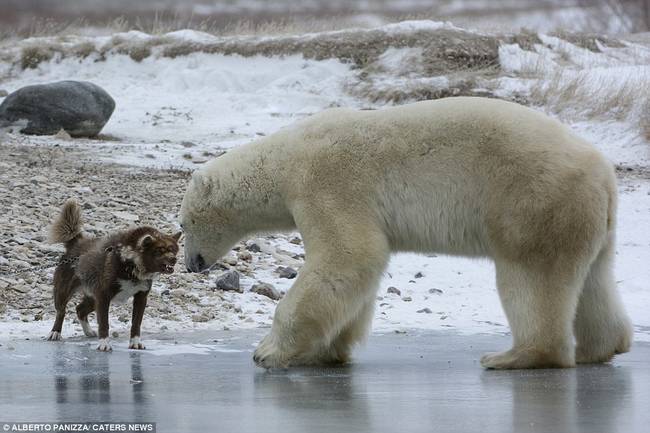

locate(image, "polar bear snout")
[[186, 253, 206, 273]]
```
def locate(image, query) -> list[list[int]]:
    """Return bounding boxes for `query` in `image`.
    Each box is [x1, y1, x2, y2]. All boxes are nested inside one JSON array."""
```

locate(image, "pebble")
[[386, 286, 401, 296], [417, 308, 432, 314], [415, 272, 424, 278], [429, 288, 443, 294], [251, 282, 281, 300], [246, 243, 261, 253], [289, 237, 302, 245], [237, 251, 252, 262], [402, 296, 412, 302], [277, 266, 297, 279], [215, 270, 242, 293], [192, 313, 209, 322]]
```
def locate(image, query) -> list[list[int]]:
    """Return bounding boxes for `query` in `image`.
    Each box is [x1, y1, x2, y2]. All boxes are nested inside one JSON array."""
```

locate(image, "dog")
[[46, 199, 181, 351]]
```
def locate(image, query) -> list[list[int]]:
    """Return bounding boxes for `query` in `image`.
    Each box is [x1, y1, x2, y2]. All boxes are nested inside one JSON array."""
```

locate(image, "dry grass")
[[529, 69, 650, 142]]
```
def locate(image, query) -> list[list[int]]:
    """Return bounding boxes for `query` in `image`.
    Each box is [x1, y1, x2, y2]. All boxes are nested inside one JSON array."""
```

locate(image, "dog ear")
[[138, 234, 154, 249], [172, 231, 182, 242]]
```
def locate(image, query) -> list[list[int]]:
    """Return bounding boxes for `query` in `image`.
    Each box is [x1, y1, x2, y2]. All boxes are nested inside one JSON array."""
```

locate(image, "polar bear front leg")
[[254, 211, 389, 368]]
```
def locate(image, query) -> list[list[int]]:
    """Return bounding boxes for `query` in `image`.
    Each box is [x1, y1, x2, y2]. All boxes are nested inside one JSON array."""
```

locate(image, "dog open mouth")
[[163, 264, 175, 274]]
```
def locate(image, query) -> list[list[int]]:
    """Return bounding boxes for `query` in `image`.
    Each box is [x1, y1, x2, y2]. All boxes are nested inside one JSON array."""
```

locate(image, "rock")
[[246, 243, 261, 253], [118, 314, 129, 323], [417, 308, 433, 314], [0, 81, 115, 137], [251, 282, 281, 300], [428, 288, 443, 295], [402, 296, 412, 302], [415, 272, 424, 278], [277, 266, 297, 279], [386, 286, 401, 296], [224, 256, 238, 266], [112, 331, 119, 338], [289, 237, 302, 245], [0, 89, 7, 97], [215, 270, 241, 292]]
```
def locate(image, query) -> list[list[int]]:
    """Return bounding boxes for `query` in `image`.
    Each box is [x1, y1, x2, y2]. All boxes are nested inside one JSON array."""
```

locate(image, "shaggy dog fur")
[[180, 97, 632, 369], [47, 199, 181, 351]]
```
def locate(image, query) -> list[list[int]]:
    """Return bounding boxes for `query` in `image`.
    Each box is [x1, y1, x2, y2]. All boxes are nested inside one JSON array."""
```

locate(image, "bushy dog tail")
[[49, 199, 83, 246]]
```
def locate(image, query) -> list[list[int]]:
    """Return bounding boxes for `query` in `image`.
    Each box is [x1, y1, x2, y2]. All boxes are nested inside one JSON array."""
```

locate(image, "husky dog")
[[47, 199, 181, 351]]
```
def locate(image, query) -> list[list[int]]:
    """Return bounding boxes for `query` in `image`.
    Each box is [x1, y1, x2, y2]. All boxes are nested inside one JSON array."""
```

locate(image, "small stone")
[[428, 288, 443, 295], [54, 129, 72, 140], [224, 256, 238, 266], [118, 314, 129, 323], [415, 272, 424, 278], [237, 251, 252, 262], [112, 211, 139, 222], [0, 89, 8, 97], [386, 286, 401, 296], [161, 289, 170, 296], [160, 325, 168, 331], [30, 175, 48, 184], [289, 237, 302, 245], [277, 266, 297, 279], [112, 331, 119, 338], [246, 243, 261, 253], [192, 313, 209, 323], [170, 288, 187, 298], [417, 308, 432, 314], [251, 282, 281, 300], [215, 270, 241, 292], [181, 141, 196, 148], [402, 296, 412, 302]]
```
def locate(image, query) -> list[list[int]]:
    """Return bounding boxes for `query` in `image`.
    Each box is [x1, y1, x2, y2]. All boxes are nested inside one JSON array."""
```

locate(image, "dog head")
[[121, 228, 181, 276]]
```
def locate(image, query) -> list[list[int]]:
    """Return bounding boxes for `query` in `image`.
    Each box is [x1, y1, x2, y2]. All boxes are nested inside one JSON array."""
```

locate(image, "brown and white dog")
[[46, 199, 181, 351]]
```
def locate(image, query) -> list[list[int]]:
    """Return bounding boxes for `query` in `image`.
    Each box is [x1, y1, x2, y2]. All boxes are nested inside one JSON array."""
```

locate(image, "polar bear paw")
[[253, 333, 293, 369], [481, 348, 574, 369]]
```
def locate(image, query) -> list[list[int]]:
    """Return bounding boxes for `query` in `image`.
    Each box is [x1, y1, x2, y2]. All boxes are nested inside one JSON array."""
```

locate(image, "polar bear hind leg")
[[253, 207, 389, 368], [481, 257, 587, 369], [574, 232, 633, 363]]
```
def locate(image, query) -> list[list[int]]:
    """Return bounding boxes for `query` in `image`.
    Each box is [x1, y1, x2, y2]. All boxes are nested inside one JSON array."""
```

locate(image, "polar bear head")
[[180, 170, 240, 272]]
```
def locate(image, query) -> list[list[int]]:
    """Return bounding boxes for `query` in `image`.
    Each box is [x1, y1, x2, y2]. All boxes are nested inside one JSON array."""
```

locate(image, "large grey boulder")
[[0, 80, 115, 137]]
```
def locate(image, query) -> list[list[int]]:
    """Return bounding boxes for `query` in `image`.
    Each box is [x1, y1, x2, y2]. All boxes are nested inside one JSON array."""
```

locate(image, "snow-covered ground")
[[1, 21, 649, 346]]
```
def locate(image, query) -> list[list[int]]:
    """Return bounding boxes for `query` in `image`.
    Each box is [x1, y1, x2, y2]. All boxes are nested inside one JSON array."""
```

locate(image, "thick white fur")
[[180, 97, 632, 369]]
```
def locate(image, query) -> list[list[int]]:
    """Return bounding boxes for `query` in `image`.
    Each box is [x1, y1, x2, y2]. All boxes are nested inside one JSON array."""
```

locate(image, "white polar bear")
[[180, 97, 632, 369]]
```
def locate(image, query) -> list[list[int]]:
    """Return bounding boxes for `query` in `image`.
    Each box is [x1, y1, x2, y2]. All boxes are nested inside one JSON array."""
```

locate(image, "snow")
[[1, 20, 649, 344]]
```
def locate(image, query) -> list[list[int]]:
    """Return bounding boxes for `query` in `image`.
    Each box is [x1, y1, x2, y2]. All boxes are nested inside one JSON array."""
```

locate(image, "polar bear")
[[180, 97, 632, 369]]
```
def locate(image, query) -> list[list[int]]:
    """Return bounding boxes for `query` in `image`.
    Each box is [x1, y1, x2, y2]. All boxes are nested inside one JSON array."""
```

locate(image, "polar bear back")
[[201, 97, 615, 261]]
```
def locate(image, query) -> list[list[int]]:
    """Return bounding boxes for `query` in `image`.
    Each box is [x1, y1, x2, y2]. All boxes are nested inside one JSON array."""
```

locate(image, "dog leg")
[[76, 296, 97, 337], [47, 278, 76, 341], [96, 294, 112, 352], [129, 288, 149, 350]]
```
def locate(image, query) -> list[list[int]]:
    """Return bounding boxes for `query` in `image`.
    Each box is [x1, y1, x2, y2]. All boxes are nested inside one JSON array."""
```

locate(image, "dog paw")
[[46, 331, 62, 341], [128, 336, 145, 350], [97, 338, 113, 352], [253, 333, 291, 369], [80, 321, 98, 338]]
